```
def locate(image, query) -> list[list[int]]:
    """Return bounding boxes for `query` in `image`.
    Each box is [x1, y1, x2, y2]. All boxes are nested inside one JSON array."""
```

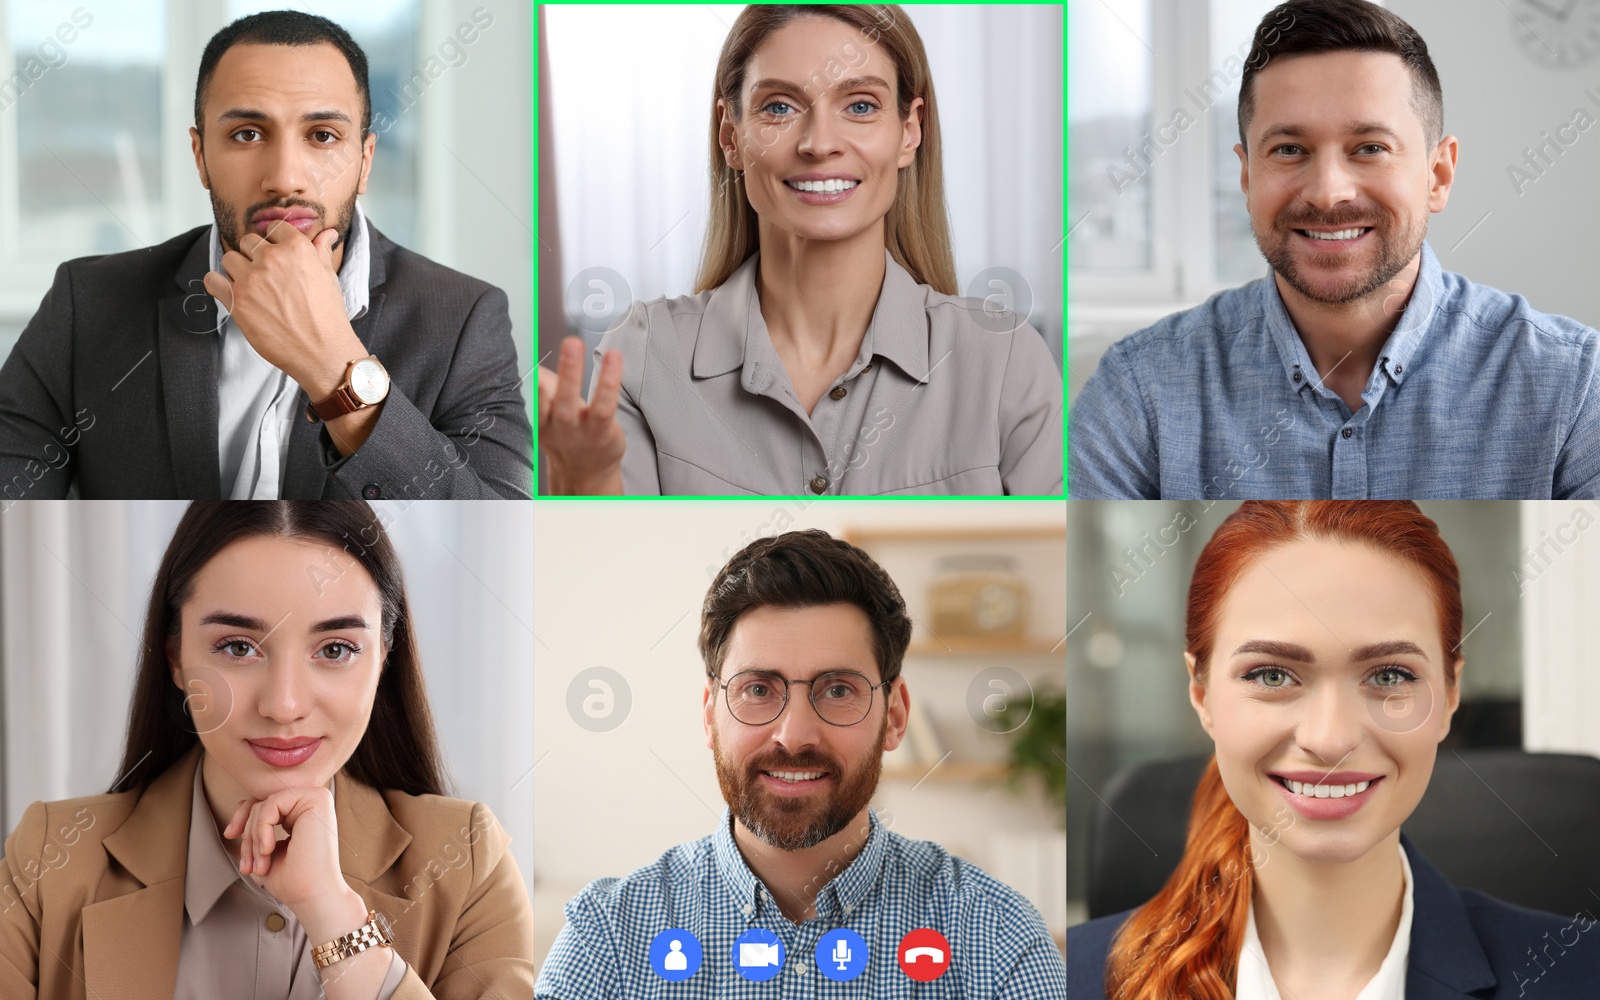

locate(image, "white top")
[[1236, 842, 1414, 1000], [209, 204, 371, 499]]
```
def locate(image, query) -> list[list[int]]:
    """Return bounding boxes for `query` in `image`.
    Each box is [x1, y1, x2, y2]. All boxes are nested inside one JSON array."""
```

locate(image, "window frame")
[[0, 0, 448, 324], [1069, 0, 1388, 313], [1070, 0, 1217, 308]]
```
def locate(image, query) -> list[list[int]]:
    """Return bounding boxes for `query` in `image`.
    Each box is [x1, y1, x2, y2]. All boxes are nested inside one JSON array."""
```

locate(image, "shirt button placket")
[[783, 928, 816, 1000], [808, 371, 866, 493], [801, 426, 830, 493], [1332, 423, 1368, 499]]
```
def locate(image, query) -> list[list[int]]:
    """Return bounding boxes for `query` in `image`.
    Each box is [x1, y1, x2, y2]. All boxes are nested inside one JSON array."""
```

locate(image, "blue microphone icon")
[[815, 928, 868, 982]]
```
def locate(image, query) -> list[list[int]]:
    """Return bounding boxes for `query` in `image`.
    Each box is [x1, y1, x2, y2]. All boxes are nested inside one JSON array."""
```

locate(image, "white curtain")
[[0, 501, 533, 898], [546, 4, 1064, 357], [0, 502, 173, 826]]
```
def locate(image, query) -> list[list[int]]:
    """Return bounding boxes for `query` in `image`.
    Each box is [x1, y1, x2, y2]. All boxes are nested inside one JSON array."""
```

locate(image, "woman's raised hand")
[[537, 336, 626, 494]]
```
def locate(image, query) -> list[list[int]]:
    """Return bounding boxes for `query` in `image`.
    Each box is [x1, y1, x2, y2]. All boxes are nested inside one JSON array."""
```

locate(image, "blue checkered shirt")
[[1069, 242, 1600, 498], [535, 808, 1067, 999]]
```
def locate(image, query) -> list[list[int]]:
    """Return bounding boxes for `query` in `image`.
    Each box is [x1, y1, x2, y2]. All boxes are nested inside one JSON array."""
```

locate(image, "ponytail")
[[1102, 501, 1463, 997], [1105, 757, 1253, 999]]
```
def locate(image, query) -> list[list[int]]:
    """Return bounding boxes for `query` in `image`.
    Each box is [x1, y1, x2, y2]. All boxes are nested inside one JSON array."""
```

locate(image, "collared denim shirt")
[[1069, 242, 1600, 499]]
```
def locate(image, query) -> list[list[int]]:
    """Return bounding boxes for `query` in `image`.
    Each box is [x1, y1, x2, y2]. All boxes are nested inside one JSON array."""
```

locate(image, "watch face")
[[349, 358, 389, 404]]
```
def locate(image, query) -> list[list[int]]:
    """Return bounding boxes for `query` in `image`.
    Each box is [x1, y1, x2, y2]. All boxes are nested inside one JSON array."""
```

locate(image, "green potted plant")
[[997, 686, 1066, 819]]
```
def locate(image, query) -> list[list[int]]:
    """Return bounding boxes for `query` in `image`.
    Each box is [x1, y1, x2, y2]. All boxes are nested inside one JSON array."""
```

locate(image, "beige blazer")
[[0, 745, 534, 999]]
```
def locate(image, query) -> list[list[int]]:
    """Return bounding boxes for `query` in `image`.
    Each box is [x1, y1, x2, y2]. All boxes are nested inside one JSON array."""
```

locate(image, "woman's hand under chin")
[[223, 786, 363, 924], [224, 785, 393, 990]]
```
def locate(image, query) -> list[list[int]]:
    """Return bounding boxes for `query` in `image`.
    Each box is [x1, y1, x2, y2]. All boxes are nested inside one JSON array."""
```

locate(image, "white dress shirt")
[[175, 751, 406, 998], [210, 204, 371, 499], [1236, 842, 1414, 1000]]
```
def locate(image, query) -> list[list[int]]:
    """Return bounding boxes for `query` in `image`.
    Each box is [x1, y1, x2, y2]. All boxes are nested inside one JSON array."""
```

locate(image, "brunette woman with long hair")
[[536, 4, 1063, 496], [0, 501, 533, 999], [1068, 502, 1599, 999]]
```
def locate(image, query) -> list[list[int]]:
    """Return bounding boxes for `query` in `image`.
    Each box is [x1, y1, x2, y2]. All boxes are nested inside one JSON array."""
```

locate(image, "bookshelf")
[[844, 525, 1067, 784]]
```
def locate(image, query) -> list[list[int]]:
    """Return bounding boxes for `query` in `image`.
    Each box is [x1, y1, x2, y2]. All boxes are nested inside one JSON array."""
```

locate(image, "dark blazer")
[[1067, 835, 1600, 999], [0, 224, 532, 499]]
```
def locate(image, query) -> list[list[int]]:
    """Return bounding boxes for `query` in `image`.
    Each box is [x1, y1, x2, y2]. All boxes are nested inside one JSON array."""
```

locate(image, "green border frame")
[[532, 1, 1068, 500]]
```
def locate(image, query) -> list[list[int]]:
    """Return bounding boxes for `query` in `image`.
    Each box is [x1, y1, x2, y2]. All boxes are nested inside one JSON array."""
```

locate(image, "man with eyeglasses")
[[535, 529, 1068, 999]]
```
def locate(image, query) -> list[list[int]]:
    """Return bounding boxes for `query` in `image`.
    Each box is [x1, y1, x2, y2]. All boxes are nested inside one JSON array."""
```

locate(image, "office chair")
[[1087, 749, 1600, 920]]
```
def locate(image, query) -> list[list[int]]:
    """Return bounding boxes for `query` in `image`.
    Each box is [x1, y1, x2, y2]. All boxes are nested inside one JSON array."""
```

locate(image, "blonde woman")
[[537, 4, 1063, 496]]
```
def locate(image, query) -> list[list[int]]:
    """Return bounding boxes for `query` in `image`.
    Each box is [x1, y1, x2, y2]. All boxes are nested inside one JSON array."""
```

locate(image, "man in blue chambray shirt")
[[535, 531, 1067, 999], [1069, 0, 1600, 499]]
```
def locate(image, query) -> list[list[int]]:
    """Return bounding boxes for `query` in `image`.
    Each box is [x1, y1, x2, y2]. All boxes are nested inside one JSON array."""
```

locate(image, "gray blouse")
[[174, 757, 406, 999], [588, 250, 1064, 495]]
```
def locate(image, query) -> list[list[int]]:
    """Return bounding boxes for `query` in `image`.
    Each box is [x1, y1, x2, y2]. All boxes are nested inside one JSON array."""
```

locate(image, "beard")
[[212, 187, 356, 259], [713, 718, 886, 852], [1254, 201, 1425, 306]]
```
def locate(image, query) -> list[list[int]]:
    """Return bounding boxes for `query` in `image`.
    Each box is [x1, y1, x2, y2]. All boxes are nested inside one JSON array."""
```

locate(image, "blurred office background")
[[537, 4, 1064, 398], [0, 0, 532, 422], [1065, 500, 1600, 927], [533, 501, 1067, 974], [1069, 0, 1600, 405], [0, 500, 534, 901]]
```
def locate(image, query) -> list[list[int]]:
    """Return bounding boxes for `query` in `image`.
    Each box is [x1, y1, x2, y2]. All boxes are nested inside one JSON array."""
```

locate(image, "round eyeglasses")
[[719, 669, 890, 727]]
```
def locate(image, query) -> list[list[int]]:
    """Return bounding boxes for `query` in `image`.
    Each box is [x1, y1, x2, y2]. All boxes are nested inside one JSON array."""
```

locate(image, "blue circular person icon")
[[732, 927, 786, 982], [816, 928, 869, 981], [649, 928, 702, 982]]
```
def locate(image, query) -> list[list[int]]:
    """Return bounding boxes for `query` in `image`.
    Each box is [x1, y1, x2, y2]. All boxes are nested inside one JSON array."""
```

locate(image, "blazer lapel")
[[331, 770, 423, 957], [77, 750, 416, 1000], [1401, 833, 1499, 998], [82, 885, 188, 1000], [281, 408, 325, 499], [85, 746, 203, 1000], [157, 233, 222, 498], [332, 770, 412, 885]]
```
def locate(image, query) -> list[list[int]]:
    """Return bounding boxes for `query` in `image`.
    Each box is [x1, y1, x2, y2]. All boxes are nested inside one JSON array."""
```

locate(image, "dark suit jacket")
[[1067, 835, 1600, 999], [0, 224, 532, 498]]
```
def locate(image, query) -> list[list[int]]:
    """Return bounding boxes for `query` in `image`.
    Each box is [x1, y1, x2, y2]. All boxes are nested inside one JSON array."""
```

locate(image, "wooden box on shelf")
[[843, 525, 1066, 784]]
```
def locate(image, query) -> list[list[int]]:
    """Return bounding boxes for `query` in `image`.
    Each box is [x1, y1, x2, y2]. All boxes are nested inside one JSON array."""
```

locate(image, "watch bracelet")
[[311, 909, 393, 969]]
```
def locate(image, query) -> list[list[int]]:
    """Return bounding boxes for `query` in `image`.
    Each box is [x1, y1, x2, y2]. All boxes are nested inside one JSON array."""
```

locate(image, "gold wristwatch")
[[306, 355, 390, 422], [311, 909, 395, 969]]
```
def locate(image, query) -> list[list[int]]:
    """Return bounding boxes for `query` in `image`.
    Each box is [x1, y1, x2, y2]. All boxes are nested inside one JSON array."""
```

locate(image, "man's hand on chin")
[[203, 222, 381, 457]]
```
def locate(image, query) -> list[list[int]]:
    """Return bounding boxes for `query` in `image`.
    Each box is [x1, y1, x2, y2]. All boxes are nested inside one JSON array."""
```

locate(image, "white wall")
[[1520, 500, 1600, 758], [1391, 0, 1600, 329], [428, 0, 532, 393]]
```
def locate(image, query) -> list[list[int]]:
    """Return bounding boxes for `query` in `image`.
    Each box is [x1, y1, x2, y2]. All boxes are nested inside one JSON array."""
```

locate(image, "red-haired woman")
[[1068, 501, 1599, 1000]]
